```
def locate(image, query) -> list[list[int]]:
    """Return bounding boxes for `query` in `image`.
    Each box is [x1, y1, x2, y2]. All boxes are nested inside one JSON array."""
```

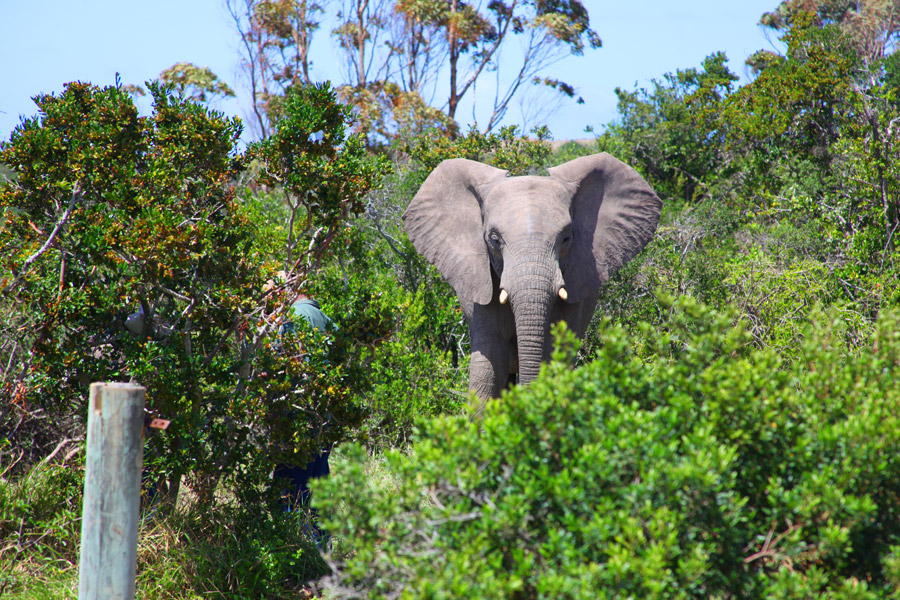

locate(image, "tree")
[[728, 15, 860, 190], [227, 0, 601, 142], [329, 0, 459, 141], [758, 0, 900, 61], [158, 62, 237, 102], [0, 81, 253, 488], [226, 0, 331, 136], [380, 0, 602, 130], [331, 0, 395, 89], [0, 80, 388, 506], [752, 0, 900, 251], [724, 14, 899, 310], [124, 63, 236, 106], [246, 81, 391, 283], [601, 52, 738, 204], [839, 48, 900, 255]]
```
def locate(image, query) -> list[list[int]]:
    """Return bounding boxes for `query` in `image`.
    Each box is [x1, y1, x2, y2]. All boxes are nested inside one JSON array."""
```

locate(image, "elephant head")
[[403, 153, 662, 399]]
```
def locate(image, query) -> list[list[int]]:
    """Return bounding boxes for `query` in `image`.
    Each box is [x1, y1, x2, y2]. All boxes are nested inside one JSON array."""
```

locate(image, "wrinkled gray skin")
[[403, 153, 662, 399]]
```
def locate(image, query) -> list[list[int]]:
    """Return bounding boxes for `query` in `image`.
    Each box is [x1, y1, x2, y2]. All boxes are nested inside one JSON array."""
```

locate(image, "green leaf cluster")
[[599, 52, 737, 204]]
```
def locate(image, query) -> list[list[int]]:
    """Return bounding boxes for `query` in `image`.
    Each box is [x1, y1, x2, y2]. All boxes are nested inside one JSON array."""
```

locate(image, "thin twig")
[[201, 316, 244, 367], [157, 285, 193, 304], [881, 219, 899, 272], [41, 437, 78, 465], [1, 341, 18, 385]]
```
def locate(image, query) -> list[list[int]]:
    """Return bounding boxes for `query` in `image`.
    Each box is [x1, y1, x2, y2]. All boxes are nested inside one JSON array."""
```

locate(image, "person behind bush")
[[273, 295, 335, 525]]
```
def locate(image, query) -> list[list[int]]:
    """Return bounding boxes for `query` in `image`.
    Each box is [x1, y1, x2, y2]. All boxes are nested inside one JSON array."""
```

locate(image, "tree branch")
[[2, 184, 82, 296]]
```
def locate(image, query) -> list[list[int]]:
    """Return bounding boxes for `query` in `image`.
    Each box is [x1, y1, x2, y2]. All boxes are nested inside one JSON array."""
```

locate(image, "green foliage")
[[600, 52, 737, 204], [720, 15, 899, 328], [158, 62, 236, 102], [725, 14, 859, 194], [758, 0, 900, 61], [0, 80, 253, 476], [590, 14, 900, 363], [312, 258, 467, 451], [0, 457, 83, 591], [317, 299, 900, 599], [250, 82, 390, 225], [398, 124, 552, 179], [0, 80, 387, 516], [128, 63, 237, 103]]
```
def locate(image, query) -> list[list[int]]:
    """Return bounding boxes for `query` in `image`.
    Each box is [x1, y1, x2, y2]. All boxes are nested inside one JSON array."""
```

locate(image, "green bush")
[[0, 456, 83, 596], [0, 80, 386, 510], [0, 79, 393, 596], [133, 503, 328, 598], [598, 52, 737, 205], [315, 297, 900, 599], [0, 458, 328, 598]]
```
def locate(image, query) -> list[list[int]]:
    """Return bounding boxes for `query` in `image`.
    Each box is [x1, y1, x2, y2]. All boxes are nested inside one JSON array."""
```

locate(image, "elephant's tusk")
[[558, 287, 568, 301], [499, 289, 509, 304]]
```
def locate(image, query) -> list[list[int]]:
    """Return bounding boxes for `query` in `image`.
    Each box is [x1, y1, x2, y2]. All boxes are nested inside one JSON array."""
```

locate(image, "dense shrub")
[[592, 16, 899, 357], [0, 80, 387, 508], [316, 297, 900, 599]]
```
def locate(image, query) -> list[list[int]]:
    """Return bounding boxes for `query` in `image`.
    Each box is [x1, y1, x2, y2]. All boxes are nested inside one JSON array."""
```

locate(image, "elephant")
[[402, 153, 662, 400]]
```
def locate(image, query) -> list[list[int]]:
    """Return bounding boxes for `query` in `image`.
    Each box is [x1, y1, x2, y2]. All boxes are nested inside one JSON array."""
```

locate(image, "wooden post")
[[78, 382, 145, 600]]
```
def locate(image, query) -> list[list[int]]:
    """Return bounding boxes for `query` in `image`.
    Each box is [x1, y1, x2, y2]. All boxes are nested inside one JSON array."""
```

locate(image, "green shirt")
[[284, 298, 334, 334]]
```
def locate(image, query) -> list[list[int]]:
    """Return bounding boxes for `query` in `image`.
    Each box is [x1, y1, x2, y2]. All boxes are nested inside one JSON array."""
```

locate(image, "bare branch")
[[2, 184, 82, 296]]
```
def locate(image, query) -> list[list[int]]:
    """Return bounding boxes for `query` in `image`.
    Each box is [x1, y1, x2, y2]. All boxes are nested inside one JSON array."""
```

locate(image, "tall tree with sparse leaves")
[[227, 0, 601, 141]]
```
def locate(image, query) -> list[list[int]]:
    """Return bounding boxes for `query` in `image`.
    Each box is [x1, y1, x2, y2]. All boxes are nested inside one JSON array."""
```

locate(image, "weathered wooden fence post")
[[78, 382, 145, 600]]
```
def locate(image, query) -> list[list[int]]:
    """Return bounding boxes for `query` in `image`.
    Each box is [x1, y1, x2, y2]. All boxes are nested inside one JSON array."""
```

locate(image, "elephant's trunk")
[[514, 297, 551, 384], [506, 252, 558, 386]]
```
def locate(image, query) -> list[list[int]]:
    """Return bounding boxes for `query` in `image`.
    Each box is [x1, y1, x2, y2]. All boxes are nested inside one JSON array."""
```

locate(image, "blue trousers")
[[274, 447, 332, 508]]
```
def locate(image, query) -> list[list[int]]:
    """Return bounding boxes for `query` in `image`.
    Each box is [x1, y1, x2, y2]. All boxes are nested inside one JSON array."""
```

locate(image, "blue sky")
[[0, 0, 783, 144]]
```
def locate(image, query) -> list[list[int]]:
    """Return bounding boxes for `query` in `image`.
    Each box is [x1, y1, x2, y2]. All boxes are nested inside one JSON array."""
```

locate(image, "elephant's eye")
[[488, 231, 502, 247]]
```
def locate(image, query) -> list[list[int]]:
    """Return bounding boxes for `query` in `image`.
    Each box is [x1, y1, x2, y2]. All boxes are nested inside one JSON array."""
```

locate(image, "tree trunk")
[[356, 0, 368, 86], [447, 0, 460, 119]]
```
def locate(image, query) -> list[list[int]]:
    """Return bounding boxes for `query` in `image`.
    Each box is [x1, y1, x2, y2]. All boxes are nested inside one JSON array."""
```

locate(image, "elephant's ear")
[[403, 158, 508, 306], [548, 153, 662, 300]]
